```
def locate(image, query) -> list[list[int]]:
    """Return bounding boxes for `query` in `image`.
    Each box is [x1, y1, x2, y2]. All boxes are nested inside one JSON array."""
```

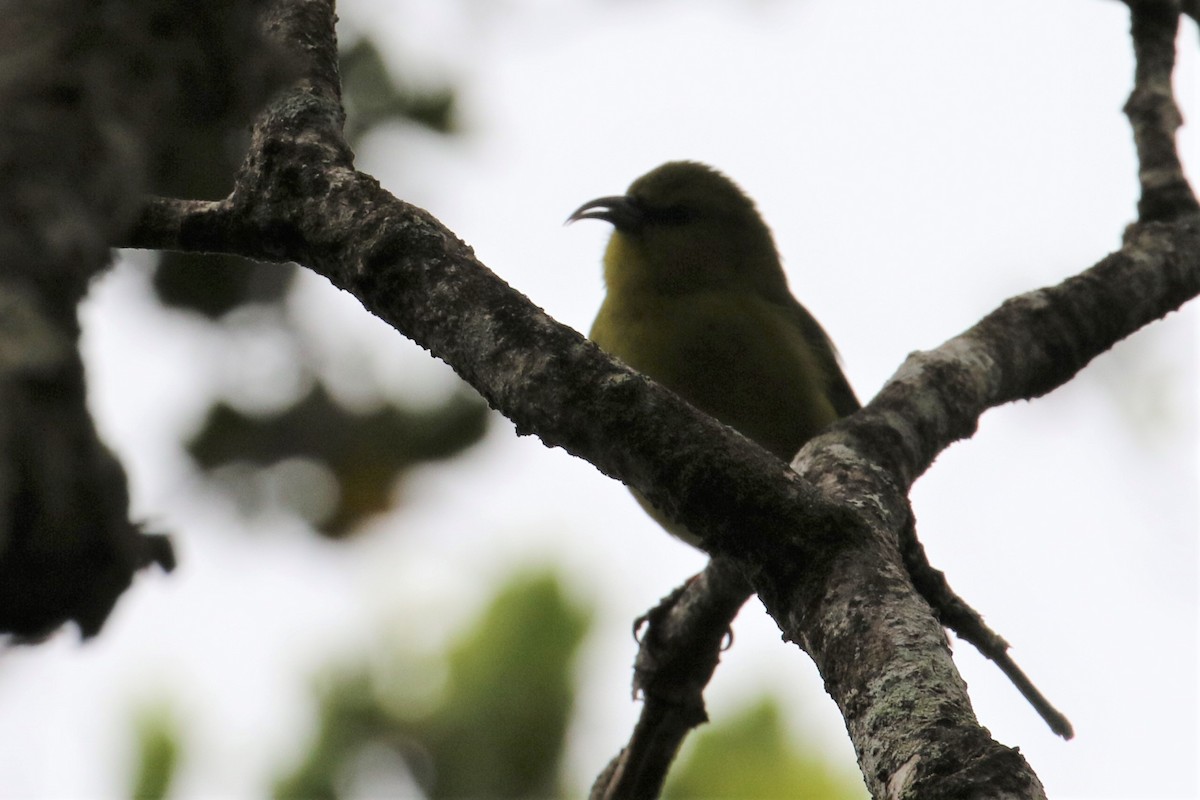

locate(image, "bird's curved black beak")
[[565, 195, 645, 233]]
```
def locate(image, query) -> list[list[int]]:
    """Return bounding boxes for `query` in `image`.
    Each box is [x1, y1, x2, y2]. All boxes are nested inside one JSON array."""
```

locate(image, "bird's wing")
[[782, 298, 861, 418]]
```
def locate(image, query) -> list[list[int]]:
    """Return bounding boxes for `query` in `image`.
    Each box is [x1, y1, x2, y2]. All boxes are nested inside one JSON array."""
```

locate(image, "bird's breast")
[[589, 289, 839, 460]]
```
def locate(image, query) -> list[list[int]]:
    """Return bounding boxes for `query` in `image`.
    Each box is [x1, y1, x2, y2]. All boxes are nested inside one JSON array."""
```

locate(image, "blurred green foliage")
[[153, 256, 296, 319], [126, 572, 866, 798], [340, 38, 456, 142], [130, 707, 180, 800], [274, 571, 590, 798], [189, 386, 488, 537], [665, 698, 867, 799]]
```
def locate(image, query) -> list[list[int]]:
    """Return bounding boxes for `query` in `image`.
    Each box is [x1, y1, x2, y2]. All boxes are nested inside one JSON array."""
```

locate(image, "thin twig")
[[899, 520, 1073, 739], [1125, 0, 1199, 222], [591, 559, 752, 800]]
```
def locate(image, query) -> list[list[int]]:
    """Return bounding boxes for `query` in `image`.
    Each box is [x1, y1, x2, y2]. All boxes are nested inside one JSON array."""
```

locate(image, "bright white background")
[[0, 1, 1197, 798]]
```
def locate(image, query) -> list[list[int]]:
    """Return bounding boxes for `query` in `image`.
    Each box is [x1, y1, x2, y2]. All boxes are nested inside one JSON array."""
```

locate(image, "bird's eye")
[[644, 204, 699, 226]]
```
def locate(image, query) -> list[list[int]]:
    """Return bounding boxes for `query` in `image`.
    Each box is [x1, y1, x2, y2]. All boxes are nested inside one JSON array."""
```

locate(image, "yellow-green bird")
[[568, 161, 859, 547]]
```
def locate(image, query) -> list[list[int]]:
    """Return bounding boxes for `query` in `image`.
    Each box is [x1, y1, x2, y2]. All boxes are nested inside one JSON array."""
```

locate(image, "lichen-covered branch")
[[801, 0, 1200, 503], [814, 220, 1199, 504]]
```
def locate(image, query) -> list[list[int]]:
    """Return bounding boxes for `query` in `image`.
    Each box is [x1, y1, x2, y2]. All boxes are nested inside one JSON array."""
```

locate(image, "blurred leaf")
[[664, 697, 867, 800], [274, 674, 394, 800], [190, 384, 489, 536], [130, 707, 180, 800], [154, 255, 296, 318], [275, 572, 592, 799], [414, 572, 591, 798], [150, 120, 245, 201], [340, 38, 457, 143]]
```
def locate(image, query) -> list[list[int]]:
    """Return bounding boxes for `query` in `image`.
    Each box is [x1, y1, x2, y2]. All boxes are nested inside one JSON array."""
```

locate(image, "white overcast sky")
[[1, 1, 1197, 798]]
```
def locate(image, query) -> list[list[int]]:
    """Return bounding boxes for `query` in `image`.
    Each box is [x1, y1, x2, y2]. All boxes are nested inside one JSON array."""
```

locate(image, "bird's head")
[[568, 161, 787, 298]]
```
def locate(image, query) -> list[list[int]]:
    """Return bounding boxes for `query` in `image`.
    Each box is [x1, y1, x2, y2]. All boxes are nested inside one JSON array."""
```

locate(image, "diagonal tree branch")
[[120, 0, 1199, 797]]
